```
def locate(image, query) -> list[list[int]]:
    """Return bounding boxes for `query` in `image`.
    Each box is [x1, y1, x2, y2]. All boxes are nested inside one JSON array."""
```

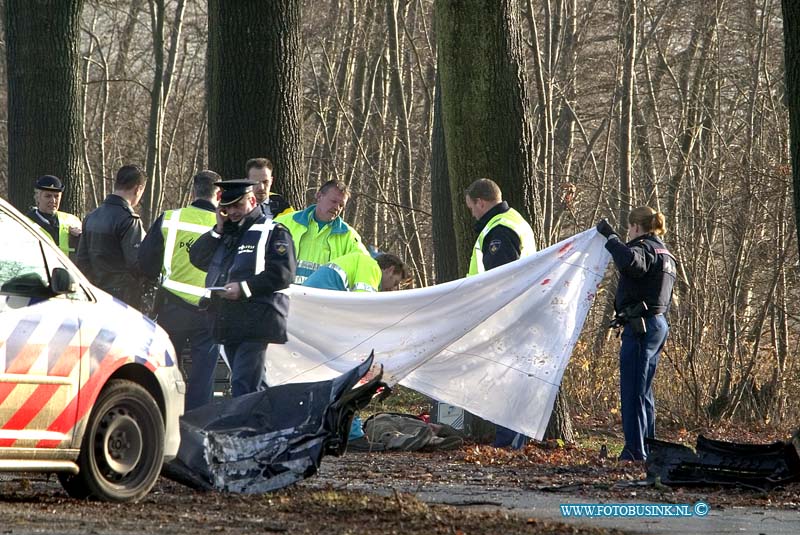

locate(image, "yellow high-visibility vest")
[[160, 206, 216, 306], [467, 208, 536, 276]]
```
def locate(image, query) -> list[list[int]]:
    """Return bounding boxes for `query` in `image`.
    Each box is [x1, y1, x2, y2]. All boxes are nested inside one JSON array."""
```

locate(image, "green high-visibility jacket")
[[276, 205, 368, 284]]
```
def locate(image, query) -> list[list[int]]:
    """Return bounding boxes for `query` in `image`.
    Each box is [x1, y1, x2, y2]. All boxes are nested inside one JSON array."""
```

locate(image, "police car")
[[0, 196, 184, 502]]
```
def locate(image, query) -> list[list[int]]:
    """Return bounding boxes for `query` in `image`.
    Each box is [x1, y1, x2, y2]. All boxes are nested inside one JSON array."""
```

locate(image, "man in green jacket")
[[275, 180, 368, 284], [303, 252, 409, 292]]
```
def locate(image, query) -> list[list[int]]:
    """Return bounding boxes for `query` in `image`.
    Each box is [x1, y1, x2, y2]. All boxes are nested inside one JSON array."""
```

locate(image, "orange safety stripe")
[[35, 349, 124, 449], [0, 343, 45, 407], [0, 344, 86, 447]]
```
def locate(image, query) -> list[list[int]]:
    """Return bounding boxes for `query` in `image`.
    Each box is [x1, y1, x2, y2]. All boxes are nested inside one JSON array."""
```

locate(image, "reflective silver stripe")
[[161, 210, 182, 279], [294, 275, 307, 284], [297, 260, 321, 271], [473, 242, 485, 274], [325, 262, 348, 288], [352, 282, 376, 292], [162, 278, 206, 297], [162, 219, 214, 235], [250, 221, 276, 274]]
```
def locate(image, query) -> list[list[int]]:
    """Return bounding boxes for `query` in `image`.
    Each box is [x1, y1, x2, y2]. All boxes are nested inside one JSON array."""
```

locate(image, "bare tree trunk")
[[208, 0, 304, 206], [435, 0, 535, 274], [430, 75, 459, 284], [5, 0, 85, 215], [783, 0, 800, 254], [142, 0, 187, 224], [386, 0, 427, 285], [617, 0, 637, 222]]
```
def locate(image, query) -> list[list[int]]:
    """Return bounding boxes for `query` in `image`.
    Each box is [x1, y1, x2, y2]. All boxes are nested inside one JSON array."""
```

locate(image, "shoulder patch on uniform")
[[488, 239, 502, 254], [273, 239, 289, 255]]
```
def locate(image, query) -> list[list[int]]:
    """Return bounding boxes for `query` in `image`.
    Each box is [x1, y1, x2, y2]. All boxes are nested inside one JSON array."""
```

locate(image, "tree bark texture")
[[430, 75, 459, 283], [435, 0, 535, 275], [617, 0, 637, 223], [783, 0, 800, 256], [208, 0, 303, 206], [4, 0, 85, 215]]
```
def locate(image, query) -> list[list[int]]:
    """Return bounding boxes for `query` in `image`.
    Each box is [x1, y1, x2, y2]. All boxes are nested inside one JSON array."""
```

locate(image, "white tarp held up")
[[265, 228, 611, 440]]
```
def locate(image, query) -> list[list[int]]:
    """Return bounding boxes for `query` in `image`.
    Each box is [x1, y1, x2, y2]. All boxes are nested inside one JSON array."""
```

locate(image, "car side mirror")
[[51, 267, 76, 295]]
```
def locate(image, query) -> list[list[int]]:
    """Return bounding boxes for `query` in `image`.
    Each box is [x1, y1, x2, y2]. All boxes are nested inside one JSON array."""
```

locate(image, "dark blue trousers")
[[618, 314, 668, 461], [223, 340, 269, 397], [493, 425, 529, 449], [156, 297, 219, 411]]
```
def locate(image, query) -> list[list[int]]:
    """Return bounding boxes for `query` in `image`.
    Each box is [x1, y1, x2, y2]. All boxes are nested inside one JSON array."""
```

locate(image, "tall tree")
[[430, 75, 459, 283], [141, 0, 187, 224], [207, 0, 303, 205], [617, 0, 637, 224], [434, 0, 572, 442], [434, 0, 535, 275], [4, 0, 85, 215], [783, 0, 800, 255]]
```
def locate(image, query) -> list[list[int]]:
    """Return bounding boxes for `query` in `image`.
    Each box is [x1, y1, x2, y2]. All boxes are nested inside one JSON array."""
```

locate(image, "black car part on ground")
[[645, 433, 800, 491], [163, 353, 383, 493]]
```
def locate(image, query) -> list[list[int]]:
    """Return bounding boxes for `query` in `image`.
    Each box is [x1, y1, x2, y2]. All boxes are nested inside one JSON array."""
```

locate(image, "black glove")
[[595, 219, 617, 239]]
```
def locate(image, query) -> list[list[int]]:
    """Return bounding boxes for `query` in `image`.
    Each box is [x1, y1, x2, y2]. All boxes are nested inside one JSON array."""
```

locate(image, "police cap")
[[34, 175, 64, 192], [215, 179, 256, 206]]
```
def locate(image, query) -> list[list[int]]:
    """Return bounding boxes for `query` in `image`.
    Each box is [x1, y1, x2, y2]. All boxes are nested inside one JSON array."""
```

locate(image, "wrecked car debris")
[[645, 434, 800, 491], [162, 353, 383, 493]]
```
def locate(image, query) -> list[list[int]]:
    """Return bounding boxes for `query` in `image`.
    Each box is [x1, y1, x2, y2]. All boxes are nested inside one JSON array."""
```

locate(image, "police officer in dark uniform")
[[75, 165, 147, 308], [26, 175, 82, 259], [246, 157, 293, 218], [596, 206, 676, 461], [189, 179, 296, 397]]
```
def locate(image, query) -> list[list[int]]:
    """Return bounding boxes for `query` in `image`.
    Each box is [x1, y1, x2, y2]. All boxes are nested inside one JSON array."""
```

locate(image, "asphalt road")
[[299, 452, 800, 535], [3, 451, 799, 535]]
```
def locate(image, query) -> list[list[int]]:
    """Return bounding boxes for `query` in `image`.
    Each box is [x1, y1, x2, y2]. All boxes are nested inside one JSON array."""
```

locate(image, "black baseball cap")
[[34, 175, 64, 192], [215, 179, 256, 206]]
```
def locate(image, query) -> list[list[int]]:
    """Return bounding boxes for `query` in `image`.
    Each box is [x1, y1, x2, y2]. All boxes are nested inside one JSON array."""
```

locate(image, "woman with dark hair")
[[596, 207, 677, 461]]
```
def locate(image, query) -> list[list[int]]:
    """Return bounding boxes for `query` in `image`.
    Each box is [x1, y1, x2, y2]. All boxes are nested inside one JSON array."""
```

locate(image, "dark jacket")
[[26, 208, 59, 243], [190, 206, 296, 344], [474, 202, 523, 271], [605, 233, 676, 315], [260, 192, 292, 218], [26, 208, 81, 258], [75, 194, 145, 306]]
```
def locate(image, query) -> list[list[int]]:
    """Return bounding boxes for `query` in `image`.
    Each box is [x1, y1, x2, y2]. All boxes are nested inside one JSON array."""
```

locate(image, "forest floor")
[[2, 421, 798, 534], [2, 386, 799, 534]]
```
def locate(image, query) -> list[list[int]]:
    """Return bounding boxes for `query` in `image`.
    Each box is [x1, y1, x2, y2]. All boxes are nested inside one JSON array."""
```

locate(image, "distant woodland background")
[[0, 0, 797, 433]]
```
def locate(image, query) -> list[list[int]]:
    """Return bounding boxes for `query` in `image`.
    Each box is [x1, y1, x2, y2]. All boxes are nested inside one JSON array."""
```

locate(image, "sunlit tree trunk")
[[141, 0, 186, 224], [617, 0, 637, 223]]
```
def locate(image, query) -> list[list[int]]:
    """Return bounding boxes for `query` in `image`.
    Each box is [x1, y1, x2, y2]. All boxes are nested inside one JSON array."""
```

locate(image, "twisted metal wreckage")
[[163, 355, 382, 493]]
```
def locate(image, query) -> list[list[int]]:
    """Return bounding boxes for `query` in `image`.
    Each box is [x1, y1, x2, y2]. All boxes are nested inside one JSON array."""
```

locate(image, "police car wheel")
[[58, 379, 165, 502]]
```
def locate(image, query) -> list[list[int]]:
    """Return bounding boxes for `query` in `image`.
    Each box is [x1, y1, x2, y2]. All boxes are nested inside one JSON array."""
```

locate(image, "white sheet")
[[265, 228, 610, 440]]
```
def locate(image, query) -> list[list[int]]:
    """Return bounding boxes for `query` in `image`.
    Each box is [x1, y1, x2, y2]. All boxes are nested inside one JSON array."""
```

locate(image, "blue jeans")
[[223, 340, 269, 397], [619, 314, 668, 461]]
